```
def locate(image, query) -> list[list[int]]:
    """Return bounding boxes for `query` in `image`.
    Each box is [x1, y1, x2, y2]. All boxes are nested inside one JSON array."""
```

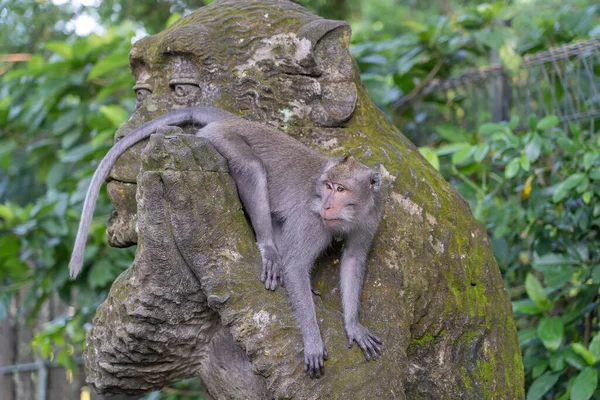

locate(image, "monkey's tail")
[[68, 106, 235, 279]]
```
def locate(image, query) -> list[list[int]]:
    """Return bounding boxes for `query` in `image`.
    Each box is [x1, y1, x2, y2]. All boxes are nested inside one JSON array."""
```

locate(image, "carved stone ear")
[[299, 18, 357, 128], [298, 19, 350, 47], [371, 172, 382, 192]]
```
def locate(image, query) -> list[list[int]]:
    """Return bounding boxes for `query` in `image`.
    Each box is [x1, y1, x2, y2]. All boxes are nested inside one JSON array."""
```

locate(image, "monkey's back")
[[223, 119, 328, 219]]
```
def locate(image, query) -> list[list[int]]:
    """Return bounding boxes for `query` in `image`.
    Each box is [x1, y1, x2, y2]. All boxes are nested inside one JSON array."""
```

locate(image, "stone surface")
[[85, 1, 524, 399]]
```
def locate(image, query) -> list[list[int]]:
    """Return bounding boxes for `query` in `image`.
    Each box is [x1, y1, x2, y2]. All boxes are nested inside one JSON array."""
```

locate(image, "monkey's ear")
[[371, 172, 382, 192]]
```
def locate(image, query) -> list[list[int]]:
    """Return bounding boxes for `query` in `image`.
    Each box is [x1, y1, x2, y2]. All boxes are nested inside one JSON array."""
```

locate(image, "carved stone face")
[[106, 0, 360, 248]]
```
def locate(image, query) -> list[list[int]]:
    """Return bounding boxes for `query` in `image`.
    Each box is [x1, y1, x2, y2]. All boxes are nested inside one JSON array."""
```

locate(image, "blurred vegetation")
[[1, 0, 600, 399]]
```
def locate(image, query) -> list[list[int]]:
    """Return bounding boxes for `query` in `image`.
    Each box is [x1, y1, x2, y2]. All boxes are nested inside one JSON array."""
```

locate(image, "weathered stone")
[[85, 1, 524, 399]]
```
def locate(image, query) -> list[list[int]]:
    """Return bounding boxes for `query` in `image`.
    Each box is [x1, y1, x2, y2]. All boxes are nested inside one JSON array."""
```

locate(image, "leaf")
[[526, 372, 560, 400], [532, 360, 549, 379], [512, 300, 542, 315], [553, 174, 586, 203], [589, 334, 600, 364], [87, 52, 129, 80], [451, 143, 475, 165], [536, 115, 560, 130], [591, 265, 600, 284], [520, 153, 531, 172], [479, 122, 507, 136], [45, 41, 73, 60], [87, 259, 116, 289], [525, 273, 551, 310], [99, 105, 129, 127], [572, 343, 595, 366], [419, 147, 440, 170], [589, 167, 600, 180], [537, 317, 564, 352], [473, 143, 490, 162], [435, 123, 469, 143], [525, 134, 543, 163], [570, 367, 597, 400], [505, 158, 520, 179], [518, 327, 538, 346]]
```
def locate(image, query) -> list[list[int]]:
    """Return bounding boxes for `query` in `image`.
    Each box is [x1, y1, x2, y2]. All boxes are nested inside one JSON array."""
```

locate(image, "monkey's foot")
[[346, 323, 382, 361], [303, 342, 328, 379], [258, 242, 283, 290]]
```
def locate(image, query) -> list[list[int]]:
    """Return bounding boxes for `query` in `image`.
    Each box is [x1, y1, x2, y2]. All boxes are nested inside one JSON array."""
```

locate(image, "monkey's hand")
[[303, 339, 328, 379], [346, 323, 382, 361], [258, 242, 283, 290]]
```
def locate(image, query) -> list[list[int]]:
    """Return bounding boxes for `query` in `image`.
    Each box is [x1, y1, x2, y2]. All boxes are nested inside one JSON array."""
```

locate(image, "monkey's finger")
[[260, 263, 267, 282], [359, 341, 371, 361], [347, 338, 354, 348], [269, 276, 278, 291], [323, 347, 328, 360], [369, 334, 383, 345]]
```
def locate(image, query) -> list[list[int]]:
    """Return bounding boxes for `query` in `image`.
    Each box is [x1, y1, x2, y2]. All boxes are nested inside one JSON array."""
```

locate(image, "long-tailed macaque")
[[69, 106, 383, 378]]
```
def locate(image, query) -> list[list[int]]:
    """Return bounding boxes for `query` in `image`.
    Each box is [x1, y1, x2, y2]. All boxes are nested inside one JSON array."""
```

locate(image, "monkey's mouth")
[[323, 218, 342, 226]]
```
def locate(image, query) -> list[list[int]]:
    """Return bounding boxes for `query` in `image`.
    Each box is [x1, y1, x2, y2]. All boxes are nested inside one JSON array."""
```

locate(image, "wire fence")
[[405, 37, 600, 140]]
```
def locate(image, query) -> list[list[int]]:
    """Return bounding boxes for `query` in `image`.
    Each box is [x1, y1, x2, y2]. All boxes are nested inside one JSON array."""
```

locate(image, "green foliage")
[[351, 2, 600, 145], [0, 23, 137, 367], [421, 116, 600, 399]]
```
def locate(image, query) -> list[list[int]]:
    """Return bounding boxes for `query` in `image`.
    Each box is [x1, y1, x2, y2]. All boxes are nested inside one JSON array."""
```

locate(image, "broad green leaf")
[[165, 12, 181, 28], [526, 372, 560, 400], [435, 123, 469, 143], [451, 144, 475, 165], [436, 142, 470, 156], [536, 115, 559, 130], [473, 143, 490, 162], [525, 134, 543, 162], [572, 343, 595, 366], [87, 52, 129, 80], [532, 360, 548, 379], [512, 300, 541, 315], [570, 367, 597, 400], [589, 334, 600, 364], [479, 122, 507, 136], [505, 158, 520, 179], [525, 273, 550, 310], [60, 143, 94, 163], [518, 327, 538, 346], [589, 167, 600, 180], [556, 136, 577, 154], [537, 317, 564, 352], [553, 174, 586, 202], [520, 153, 531, 172], [45, 41, 73, 60], [582, 192, 592, 204], [99, 105, 129, 127], [591, 265, 600, 284], [419, 147, 440, 170]]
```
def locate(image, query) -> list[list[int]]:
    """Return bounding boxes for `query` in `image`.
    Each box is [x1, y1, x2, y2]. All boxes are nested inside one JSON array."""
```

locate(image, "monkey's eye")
[[336, 186, 345, 193], [325, 182, 333, 191]]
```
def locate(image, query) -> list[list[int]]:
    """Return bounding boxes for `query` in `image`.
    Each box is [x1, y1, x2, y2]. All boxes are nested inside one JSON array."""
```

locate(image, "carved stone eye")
[[170, 83, 201, 104], [135, 88, 151, 104]]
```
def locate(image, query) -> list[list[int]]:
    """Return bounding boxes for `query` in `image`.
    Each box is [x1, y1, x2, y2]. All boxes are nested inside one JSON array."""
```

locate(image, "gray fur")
[[68, 106, 383, 378]]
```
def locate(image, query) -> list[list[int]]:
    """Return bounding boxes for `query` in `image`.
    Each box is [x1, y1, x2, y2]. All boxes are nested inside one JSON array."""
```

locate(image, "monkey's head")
[[317, 156, 382, 233]]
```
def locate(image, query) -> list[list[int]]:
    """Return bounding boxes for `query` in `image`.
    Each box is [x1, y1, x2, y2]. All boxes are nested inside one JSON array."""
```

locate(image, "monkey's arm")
[[196, 124, 282, 290], [340, 232, 382, 360], [69, 106, 234, 279]]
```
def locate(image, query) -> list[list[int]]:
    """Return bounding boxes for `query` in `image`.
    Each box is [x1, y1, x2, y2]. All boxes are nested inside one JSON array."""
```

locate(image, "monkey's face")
[[319, 158, 381, 233]]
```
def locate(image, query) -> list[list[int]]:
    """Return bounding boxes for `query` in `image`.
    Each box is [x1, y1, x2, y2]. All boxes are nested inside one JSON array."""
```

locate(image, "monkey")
[[69, 106, 383, 379]]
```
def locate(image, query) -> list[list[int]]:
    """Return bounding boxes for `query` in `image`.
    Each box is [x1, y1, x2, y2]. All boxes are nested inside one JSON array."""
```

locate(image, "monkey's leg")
[[340, 235, 382, 361], [197, 126, 282, 290], [285, 263, 328, 378]]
